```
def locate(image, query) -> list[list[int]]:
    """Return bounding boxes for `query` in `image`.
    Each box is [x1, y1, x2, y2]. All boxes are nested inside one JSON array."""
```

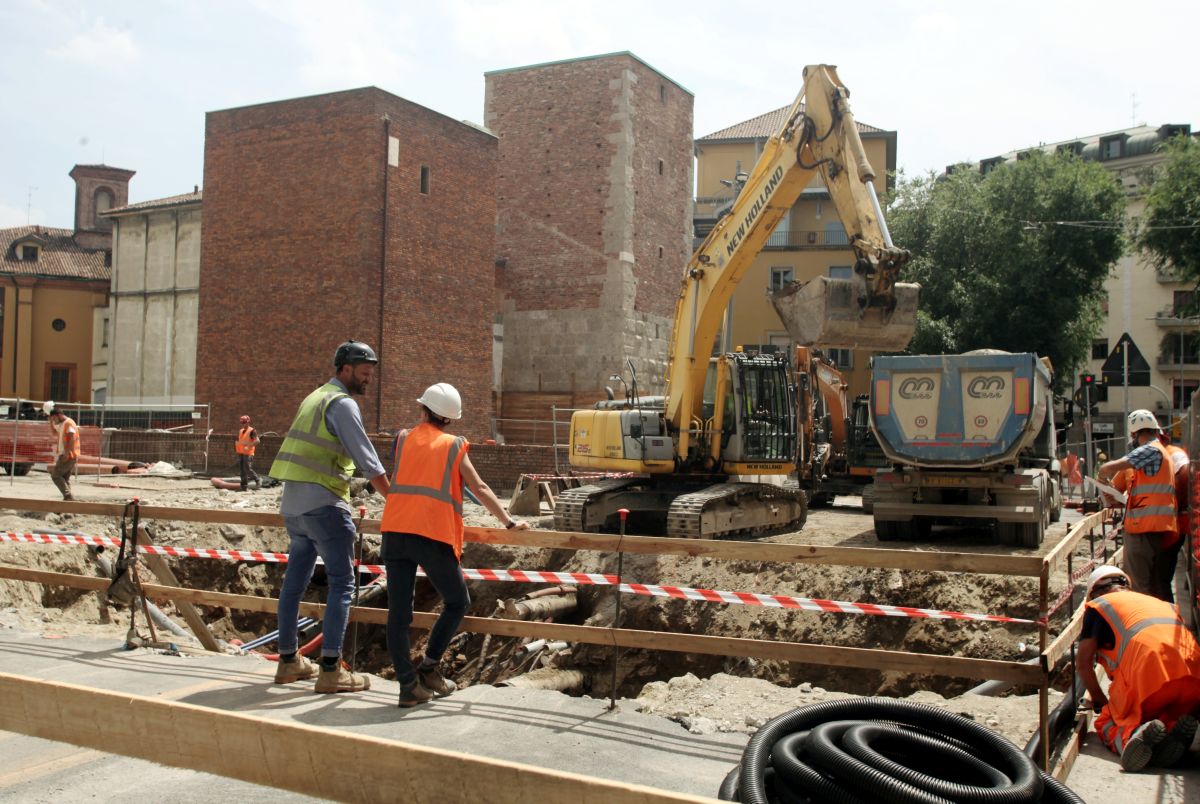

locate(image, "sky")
[[2, 0, 1197, 229]]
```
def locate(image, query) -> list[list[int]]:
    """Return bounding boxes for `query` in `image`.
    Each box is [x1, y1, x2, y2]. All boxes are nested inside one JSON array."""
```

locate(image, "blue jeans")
[[382, 532, 470, 685], [278, 505, 357, 658]]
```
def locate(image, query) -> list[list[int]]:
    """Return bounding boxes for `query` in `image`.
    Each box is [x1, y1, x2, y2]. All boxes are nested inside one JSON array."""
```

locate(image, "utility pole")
[[1122, 340, 1130, 444]]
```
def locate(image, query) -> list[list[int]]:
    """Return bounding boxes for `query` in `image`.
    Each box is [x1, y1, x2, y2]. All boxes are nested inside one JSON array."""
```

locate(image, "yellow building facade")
[[694, 107, 896, 398]]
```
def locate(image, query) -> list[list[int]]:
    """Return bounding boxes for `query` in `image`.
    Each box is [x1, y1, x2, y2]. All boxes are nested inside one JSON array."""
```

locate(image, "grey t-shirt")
[[279, 377, 386, 516]]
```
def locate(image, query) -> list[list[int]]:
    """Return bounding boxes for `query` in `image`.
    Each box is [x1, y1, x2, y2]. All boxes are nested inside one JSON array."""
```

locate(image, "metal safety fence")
[[0, 397, 210, 483]]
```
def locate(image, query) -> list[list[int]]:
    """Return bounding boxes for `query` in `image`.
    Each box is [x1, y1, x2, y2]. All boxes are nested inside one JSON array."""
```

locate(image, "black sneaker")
[[1152, 715, 1199, 767], [398, 680, 434, 708]]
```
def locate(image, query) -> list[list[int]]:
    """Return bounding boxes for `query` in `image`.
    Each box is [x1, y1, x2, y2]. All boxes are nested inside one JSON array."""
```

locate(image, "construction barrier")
[[0, 495, 1114, 777]]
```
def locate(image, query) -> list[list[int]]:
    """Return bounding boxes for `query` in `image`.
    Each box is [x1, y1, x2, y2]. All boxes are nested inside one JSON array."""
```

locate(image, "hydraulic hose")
[[720, 698, 1083, 804]]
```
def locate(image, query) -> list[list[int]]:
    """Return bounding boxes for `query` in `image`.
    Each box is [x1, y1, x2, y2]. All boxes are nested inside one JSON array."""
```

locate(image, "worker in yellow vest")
[[236, 415, 261, 491], [1079, 566, 1200, 771], [45, 402, 79, 501], [1098, 410, 1178, 600], [381, 382, 529, 707], [269, 341, 390, 694]]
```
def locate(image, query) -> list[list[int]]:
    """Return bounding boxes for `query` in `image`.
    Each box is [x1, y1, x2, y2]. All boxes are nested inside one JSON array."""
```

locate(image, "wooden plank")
[[0, 497, 1044, 575], [0, 564, 1042, 684], [1051, 713, 1088, 782], [0, 674, 711, 804], [1042, 510, 1107, 574], [1042, 544, 1125, 673], [134, 527, 222, 652]]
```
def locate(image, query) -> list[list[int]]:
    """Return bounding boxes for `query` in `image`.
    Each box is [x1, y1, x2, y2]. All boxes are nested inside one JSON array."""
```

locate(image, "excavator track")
[[666, 482, 807, 539], [553, 478, 641, 533]]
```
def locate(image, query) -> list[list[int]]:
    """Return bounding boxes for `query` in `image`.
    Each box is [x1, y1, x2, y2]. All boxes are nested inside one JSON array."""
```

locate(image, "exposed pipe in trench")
[[85, 545, 194, 643]]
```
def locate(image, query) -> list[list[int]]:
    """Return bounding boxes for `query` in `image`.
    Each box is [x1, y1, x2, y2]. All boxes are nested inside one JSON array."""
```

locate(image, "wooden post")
[[1038, 557, 1051, 770], [134, 526, 222, 652]]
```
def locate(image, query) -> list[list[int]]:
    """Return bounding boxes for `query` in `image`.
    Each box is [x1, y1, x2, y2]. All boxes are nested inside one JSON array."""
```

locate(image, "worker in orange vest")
[[45, 402, 79, 501], [236, 415, 261, 491], [1079, 565, 1200, 771], [381, 382, 529, 708], [1098, 410, 1178, 600]]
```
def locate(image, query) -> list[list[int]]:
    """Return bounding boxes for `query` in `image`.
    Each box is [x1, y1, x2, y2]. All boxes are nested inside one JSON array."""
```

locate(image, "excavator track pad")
[[771, 276, 919, 351], [666, 483, 807, 539]]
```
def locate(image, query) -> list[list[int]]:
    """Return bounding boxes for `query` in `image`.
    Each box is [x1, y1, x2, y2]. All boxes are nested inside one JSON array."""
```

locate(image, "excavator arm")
[[665, 64, 915, 460]]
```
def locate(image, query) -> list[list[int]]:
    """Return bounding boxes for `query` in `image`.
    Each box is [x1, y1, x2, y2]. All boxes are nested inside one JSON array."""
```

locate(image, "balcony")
[[1155, 356, 1200, 372], [1157, 266, 1185, 283], [1154, 304, 1200, 328], [763, 230, 851, 250]]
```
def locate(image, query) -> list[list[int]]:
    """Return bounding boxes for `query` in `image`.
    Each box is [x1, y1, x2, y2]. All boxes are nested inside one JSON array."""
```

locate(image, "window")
[[0, 288, 4, 356], [1100, 136, 1125, 161], [659, 83, 666, 102], [824, 222, 848, 246], [419, 166, 430, 195], [102, 317, 109, 348], [1173, 290, 1196, 316], [45, 364, 75, 402], [657, 159, 664, 175], [1174, 380, 1200, 410], [658, 246, 663, 259], [1091, 339, 1108, 360], [826, 348, 853, 369], [980, 157, 1005, 175], [829, 265, 852, 280], [770, 267, 793, 292], [94, 188, 113, 227], [20, 245, 38, 262]]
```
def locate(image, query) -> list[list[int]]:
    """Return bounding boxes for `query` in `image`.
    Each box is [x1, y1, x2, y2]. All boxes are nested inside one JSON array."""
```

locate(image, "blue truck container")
[[869, 351, 1062, 547]]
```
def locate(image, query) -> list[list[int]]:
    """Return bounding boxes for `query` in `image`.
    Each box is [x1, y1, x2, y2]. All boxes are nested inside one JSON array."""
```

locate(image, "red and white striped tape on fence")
[[1, 530, 1034, 624]]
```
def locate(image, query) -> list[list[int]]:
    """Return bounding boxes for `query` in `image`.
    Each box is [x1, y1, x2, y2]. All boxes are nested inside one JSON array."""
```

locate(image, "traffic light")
[[1075, 373, 1099, 416], [1080, 372, 1095, 387]]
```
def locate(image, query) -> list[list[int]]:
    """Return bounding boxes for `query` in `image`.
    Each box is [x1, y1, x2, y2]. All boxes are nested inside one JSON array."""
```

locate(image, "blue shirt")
[[1125, 441, 1164, 477], [280, 377, 386, 516]]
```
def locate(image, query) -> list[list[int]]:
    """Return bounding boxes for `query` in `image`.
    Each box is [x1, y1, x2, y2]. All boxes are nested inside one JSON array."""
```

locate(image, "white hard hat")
[[1087, 565, 1129, 596], [1128, 409, 1161, 434], [41, 400, 56, 416], [417, 383, 462, 420]]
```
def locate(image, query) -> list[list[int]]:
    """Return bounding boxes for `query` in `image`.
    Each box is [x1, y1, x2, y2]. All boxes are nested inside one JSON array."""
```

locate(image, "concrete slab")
[[1064, 732, 1200, 804], [0, 631, 743, 801]]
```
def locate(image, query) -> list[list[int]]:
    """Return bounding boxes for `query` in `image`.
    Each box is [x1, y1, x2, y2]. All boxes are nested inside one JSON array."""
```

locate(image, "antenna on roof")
[[25, 186, 36, 224], [1130, 92, 1139, 127]]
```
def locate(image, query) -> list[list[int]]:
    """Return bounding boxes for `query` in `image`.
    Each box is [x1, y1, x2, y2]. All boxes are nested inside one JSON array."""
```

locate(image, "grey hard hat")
[[333, 340, 378, 369]]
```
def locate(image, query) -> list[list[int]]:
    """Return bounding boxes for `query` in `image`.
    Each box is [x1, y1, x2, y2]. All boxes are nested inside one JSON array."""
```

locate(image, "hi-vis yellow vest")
[[269, 383, 356, 501]]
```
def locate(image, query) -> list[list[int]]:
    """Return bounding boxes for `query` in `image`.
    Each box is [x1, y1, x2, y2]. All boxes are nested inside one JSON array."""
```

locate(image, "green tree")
[[1138, 136, 1200, 286], [888, 152, 1125, 387]]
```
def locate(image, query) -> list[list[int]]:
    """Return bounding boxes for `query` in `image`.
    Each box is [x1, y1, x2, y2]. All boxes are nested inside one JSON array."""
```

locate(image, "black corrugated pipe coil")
[[718, 698, 1083, 803]]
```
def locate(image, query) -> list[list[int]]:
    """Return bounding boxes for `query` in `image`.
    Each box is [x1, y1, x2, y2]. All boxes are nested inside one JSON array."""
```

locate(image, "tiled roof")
[[698, 105, 885, 142], [0, 226, 109, 281], [104, 189, 202, 216]]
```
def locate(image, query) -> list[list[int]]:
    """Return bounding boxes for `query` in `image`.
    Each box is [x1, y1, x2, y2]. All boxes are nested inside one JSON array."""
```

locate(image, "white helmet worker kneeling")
[[1078, 565, 1200, 772], [380, 382, 531, 707], [1097, 410, 1179, 601]]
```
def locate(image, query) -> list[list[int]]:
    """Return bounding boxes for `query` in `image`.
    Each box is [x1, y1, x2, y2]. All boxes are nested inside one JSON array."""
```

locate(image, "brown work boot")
[[273, 654, 317, 684], [315, 664, 371, 694], [398, 679, 435, 708], [418, 664, 458, 697]]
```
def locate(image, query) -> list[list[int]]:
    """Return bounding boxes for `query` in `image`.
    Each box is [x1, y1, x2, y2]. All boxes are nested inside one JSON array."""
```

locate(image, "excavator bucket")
[[770, 277, 920, 351]]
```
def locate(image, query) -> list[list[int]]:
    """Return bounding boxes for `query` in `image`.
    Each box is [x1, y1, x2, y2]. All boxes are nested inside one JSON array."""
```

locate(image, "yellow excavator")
[[555, 65, 918, 538]]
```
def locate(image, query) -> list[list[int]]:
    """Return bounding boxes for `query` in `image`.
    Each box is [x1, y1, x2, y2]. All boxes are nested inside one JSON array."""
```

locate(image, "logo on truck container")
[[967, 376, 1006, 399], [898, 377, 935, 399]]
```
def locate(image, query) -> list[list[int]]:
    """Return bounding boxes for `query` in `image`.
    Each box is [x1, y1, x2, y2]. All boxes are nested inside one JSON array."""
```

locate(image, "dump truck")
[[868, 350, 1063, 547]]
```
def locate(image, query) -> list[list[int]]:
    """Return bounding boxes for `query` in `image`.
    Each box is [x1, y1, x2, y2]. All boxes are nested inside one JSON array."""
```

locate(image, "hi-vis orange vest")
[[380, 423, 468, 557], [52, 416, 80, 461], [1086, 591, 1200, 725], [236, 426, 257, 457], [1126, 440, 1178, 535]]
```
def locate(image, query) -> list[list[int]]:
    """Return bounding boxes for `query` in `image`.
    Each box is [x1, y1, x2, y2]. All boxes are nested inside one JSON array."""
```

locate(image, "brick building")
[[485, 53, 694, 442], [196, 88, 497, 439]]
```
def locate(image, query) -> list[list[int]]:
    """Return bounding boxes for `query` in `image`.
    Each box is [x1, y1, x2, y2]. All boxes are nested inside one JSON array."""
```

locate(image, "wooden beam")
[[1051, 713, 1089, 782], [1041, 511, 1107, 574], [0, 673, 712, 804], [134, 526, 222, 652], [0, 563, 1042, 684], [0, 497, 1044, 575], [1042, 544, 1125, 673]]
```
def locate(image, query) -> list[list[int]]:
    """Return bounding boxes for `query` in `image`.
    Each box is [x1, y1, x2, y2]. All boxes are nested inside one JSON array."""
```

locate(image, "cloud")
[[247, 0, 414, 89], [0, 200, 43, 229], [48, 16, 139, 69]]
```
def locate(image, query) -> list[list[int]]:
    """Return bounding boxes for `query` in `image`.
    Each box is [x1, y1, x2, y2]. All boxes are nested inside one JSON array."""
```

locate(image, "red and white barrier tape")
[[2, 530, 1033, 624]]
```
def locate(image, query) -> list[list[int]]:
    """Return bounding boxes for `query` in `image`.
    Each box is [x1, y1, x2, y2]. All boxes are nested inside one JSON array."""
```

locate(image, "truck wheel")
[[875, 519, 904, 541], [12, 462, 31, 476], [860, 484, 875, 515], [808, 492, 833, 509], [1019, 519, 1044, 548]]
